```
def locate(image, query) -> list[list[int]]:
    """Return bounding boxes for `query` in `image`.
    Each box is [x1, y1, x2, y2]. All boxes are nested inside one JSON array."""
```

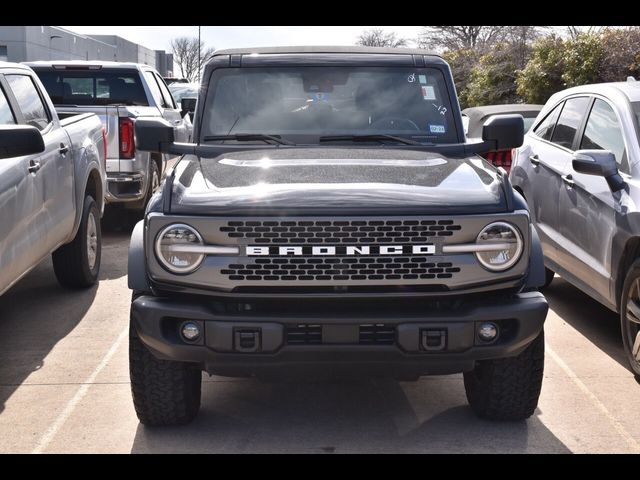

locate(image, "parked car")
[[128, 46, 547, 426], [0, 61, 106, 296], [164, 77, 189, 86], [168, 82, 198, 124], [510, 82, 640, 377], [464, 104, 543, 173], [25, 61, 191, 222]]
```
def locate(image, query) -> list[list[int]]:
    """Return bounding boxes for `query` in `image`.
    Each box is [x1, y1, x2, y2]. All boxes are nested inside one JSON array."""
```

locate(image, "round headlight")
[[475, 222, 523, 271], [155, 224, 205, 274]]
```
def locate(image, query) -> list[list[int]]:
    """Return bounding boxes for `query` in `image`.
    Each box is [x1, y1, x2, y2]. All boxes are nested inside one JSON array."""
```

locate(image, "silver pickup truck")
[[25, 61, 191, 221], [0, 61, 106, 296]]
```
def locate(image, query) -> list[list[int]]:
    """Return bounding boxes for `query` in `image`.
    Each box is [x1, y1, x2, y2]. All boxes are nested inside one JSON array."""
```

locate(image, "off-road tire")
[[52, 195, 101, 288], [464, 330, 545, 421], [129, 323, 202, 426]]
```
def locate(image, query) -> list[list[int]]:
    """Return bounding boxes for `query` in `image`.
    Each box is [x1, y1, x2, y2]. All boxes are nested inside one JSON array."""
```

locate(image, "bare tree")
[[170, 37, 216, 82], [357, 28, 409, 48], [566, 26, 603, 39], [418, 26, 507, 52]]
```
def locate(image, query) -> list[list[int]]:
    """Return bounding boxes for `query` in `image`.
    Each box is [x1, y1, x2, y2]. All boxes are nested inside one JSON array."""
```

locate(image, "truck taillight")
[[119, 118, 135, 159], [101, 127, 107, 168]]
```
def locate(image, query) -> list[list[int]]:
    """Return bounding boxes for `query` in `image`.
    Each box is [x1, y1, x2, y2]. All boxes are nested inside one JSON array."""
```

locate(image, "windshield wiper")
[[202, 134, 294, 145], [319, 134, 423, 146]]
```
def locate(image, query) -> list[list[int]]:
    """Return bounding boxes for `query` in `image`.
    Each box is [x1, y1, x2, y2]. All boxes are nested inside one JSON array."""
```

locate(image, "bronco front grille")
[[221, 257, 461, 282], [220, 219, 461, 244]]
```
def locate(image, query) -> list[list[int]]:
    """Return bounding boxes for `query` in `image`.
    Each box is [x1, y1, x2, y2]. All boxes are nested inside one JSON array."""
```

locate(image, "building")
[[0, 26, 173, 76]]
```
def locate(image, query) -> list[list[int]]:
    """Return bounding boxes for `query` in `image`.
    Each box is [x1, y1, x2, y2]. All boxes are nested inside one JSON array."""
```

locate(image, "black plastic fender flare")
[[128, 220, 152, 293]]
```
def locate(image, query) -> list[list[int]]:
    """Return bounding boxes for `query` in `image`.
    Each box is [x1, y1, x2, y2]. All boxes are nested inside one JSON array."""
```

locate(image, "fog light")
[[478, 322, 498, 342], [181, 322, 200, 341]]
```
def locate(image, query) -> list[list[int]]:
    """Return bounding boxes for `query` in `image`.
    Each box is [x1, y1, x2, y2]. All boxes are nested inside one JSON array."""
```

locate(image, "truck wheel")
[[129, 323, 202, 426], [620, 259, 640, 378], [464, 330, 545, 421], [52, 195, 101, 288]]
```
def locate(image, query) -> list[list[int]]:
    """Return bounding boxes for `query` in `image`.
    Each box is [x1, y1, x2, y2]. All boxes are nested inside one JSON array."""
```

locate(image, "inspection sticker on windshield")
[[429, 124, 446, 134], [421, 85, 436, 100]]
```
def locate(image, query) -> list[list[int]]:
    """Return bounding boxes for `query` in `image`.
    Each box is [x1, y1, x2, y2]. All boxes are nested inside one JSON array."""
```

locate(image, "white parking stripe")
[[546, 343, 640, 453], [31, 327, 129, 454]]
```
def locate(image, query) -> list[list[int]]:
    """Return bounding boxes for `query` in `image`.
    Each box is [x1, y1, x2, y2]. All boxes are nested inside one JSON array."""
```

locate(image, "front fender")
[[128, 220, 152, 293], [525, 223, 546, 290]]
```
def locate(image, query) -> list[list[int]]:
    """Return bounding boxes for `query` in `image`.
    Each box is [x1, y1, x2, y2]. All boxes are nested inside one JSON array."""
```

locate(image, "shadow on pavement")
[[544, 276, 627, 369], [0, 258, 97, 415], [130, 376, 570, 453]]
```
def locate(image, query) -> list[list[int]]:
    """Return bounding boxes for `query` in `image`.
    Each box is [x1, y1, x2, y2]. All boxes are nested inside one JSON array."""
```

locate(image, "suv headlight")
[[475, 222, 523, 271], [155, 224, 205, 274]]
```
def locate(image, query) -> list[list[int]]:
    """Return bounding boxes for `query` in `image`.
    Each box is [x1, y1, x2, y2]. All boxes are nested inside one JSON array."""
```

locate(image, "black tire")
[[129, 322, 202, 426], [127, 160, 160, 226], [619, 259, 640, 378], [52, 195, 101, 288], [464, 330, 545, 421]]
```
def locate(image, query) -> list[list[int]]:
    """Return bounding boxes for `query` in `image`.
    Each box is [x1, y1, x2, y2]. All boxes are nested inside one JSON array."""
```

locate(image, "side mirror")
[[181, 97, 197, 118], [482, 114, 524, 151], [573, 150, 626, 192], [135, 118, 175, 153], [0, 125, 45, 159]]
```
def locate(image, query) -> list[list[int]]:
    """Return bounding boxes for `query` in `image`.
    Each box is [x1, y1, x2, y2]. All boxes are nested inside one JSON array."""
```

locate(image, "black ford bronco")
[[128, 46, 548, 426]]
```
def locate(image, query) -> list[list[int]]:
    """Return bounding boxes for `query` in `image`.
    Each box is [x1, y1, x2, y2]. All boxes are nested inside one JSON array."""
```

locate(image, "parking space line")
[[31, 327, 129, 454], [546, 343, 640, 453]]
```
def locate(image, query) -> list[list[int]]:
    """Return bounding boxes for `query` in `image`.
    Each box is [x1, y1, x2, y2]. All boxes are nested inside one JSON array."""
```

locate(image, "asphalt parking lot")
[[1, 229, 639, 453]]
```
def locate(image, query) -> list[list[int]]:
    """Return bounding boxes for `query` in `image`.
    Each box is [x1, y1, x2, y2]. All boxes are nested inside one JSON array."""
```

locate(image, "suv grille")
[[221, 258, 461, 282], [220, 220, 461, 244]]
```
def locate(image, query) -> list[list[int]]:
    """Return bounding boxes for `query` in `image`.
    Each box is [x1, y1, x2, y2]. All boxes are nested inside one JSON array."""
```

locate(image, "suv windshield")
[[201, 66, 458, 144], [34, 69, 149, 106]]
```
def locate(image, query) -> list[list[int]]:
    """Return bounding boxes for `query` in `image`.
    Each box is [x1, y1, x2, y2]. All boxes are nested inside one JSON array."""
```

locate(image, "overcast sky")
[[60, 26, 424, 51]]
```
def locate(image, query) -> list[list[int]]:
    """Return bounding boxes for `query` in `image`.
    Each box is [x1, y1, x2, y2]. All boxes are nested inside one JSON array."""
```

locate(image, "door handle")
[[59, 143, 70, 155], [562, 174, 575, 188], [529, 155, 540, 166], [28, 160, 41, 174]]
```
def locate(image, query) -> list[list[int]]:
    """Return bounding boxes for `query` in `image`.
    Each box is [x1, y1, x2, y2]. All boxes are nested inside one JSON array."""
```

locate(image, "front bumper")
[[131, 291, 548, 378]]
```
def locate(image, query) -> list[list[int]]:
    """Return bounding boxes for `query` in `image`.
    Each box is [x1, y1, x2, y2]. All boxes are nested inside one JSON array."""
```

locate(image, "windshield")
[[169, 83, 199, 103], [34, 69, 149, 106], [201, 67, 458, 144]]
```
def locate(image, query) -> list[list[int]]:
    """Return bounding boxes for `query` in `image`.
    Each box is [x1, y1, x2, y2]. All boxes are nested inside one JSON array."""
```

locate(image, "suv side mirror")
[[135, 118, 175, 153], [573, 150, 626, 192], [482, 114, 524, 151], [0, 125, 45, 159], [181, 97, 197, 118]]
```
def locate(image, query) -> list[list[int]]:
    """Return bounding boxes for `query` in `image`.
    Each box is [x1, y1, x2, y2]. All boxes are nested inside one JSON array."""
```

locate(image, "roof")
[[0, 61, 32, 72], [551, 81, 640, 103], [212, 45, 441, 58], [24, 60, 152, 70]]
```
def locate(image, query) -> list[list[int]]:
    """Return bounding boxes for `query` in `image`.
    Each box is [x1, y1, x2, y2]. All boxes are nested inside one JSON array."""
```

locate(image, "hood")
[[167, 148, 507, 215]]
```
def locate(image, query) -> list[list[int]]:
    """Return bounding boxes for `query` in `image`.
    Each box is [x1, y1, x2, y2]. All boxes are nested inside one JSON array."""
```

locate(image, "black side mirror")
[[135, 118, 175, 153], [0, 125, 45, 159], [482, 114, 524, 151], [181, 97, 197, 118], [573, 150, 626, 192]]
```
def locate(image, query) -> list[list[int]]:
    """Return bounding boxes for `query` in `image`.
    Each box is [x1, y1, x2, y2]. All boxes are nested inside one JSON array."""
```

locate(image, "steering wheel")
[[369, 117, 420, 131]]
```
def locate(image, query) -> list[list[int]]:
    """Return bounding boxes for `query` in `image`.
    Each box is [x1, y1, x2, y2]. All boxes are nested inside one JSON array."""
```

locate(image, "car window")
[[580, 99, 626, 168], [0, 84, 16, 125], [154, 73, 176, 109], [35, 70, 149, 106], [5, 74, 50, 131], [551, 97, 590, 149], [533, 103, 562, 141], [144, 71, 166, 108]]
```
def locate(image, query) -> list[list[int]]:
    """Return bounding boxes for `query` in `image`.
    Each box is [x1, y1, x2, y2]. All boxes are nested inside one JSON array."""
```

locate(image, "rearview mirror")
[[0, 125, 45, 159], [573, 150, 626, 192], [181, 97, 197, 118], [482, 114, 524, 151]]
